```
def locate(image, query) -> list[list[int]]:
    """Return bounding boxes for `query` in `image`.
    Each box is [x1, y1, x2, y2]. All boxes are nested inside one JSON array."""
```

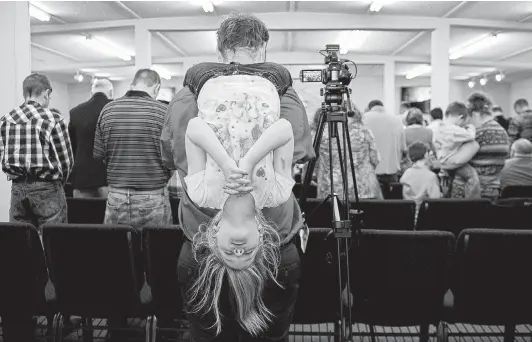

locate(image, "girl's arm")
[[239, 118, 294, 174], [186, 117, 247, 181]]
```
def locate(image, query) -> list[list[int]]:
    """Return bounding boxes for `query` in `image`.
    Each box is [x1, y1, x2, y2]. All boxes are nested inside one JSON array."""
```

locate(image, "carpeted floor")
[[2, 317, 532, 342]]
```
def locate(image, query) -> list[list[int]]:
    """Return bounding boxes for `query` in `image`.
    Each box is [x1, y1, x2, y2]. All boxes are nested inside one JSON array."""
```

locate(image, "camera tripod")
[[299, 89, 362, 342]]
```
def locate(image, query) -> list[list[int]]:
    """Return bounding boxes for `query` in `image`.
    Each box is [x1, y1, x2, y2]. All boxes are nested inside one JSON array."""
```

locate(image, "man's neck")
[[26, 98, 44, 107], [224, 52, 262, 65]]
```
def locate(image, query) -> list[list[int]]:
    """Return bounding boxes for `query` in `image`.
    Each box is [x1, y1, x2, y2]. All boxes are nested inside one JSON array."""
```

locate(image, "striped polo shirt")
[[93, 90, 171, 190]]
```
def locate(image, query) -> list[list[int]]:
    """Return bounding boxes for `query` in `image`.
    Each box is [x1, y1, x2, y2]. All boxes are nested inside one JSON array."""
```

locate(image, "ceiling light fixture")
[[449, 34, 499, 60], [338, 30, 371, 54], [200, 0, 214, 12], [495, 73, 505, 82], [405, 65, 432, 80], [74, 72, 84, 83], [479, 77, 488, 86], [369, 1, 385, 12], [82, 36, 133, 62], [29, 3, 51, 22], [151, 65, 172, 80], [468, 80, 475, 88]]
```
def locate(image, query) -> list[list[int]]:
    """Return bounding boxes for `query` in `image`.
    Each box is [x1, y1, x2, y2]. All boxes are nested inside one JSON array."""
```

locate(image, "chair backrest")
[[292, 228, 341, 323], [500, 185, 532, 199], [351, 230, 454, 325], [489, 198, 532, 229], [0, 223, 49, 315], [416, 198, 492, 235], [300, 198, 416, 230], [143, 225, 185, 319], [67, 198, 106, 224], [43, 224, 145, 317], [453, 229, 532, 324]]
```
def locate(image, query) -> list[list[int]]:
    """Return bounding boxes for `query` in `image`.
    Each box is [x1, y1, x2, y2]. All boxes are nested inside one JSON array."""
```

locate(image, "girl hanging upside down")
[[183, 74, 295, 336]]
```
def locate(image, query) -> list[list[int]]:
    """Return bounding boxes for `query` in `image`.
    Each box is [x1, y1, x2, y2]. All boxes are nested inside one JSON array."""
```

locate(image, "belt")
[[108, 186, 167, 195], [12, 177, 60, 184]]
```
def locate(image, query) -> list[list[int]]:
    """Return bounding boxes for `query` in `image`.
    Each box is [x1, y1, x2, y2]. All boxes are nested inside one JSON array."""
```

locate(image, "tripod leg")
[[369, 325, 377, 342]]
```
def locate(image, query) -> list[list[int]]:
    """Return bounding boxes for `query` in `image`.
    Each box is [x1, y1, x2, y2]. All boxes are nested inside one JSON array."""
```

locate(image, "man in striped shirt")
[[93, 69, 172, 231], [0, 73, 73, 341]]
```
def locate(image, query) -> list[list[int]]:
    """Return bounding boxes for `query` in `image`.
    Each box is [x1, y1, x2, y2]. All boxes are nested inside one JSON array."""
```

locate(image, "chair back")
[[0, 223, 49, 315], [500, 185, 532, 199], [452, 229, 532, 324], [490, 198, 532, 229], [143, 225, 185, 319], [293, 228, 341, 323], [67, 198, 106, 224], [301, 199, 415, 230], [351, 230, 454, 325], [43, 224, 146, 317], [416, 199, 491, 235]]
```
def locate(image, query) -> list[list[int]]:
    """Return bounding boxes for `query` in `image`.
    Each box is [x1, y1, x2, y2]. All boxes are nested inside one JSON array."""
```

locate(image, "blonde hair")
[[187, 209, 282, 336]]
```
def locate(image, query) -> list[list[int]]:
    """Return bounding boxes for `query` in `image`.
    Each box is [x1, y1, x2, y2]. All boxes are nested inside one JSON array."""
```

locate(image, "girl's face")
[[216, 194, 261, 270]]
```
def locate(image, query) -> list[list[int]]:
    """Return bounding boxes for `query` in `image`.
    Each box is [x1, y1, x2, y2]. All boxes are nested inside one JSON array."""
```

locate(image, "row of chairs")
[[67, 197, 532, 237], [2, 224, 532, 342]]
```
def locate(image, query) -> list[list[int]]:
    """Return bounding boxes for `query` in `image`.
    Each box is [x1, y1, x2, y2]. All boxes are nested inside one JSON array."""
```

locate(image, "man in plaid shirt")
[[0, 73, 73, 227], [0, 73, 73, 340]]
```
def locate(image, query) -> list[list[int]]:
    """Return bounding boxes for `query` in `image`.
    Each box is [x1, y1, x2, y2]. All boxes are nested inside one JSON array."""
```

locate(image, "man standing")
[[160, 12, 314, 342], [514, 99, 530, 116], [500, 138, 532, 189], [492, 106, 509, 131], [364, 99, 406, 198], [69, 78, 113, 198], [93, 69, 172, 229], [0, 73, 73, 341]]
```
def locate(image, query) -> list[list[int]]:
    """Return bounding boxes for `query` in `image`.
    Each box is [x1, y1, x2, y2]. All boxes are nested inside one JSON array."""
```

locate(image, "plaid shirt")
[[0, 101, 74, 182]]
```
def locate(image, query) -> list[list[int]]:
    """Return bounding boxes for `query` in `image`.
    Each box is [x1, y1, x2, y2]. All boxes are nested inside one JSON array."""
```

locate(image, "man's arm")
[[50, 119, 74, 182], [280, 87, 315, 165], [160, 87, 198, 174], [93, 108, 106, 161], [68, 116, 77, 157]]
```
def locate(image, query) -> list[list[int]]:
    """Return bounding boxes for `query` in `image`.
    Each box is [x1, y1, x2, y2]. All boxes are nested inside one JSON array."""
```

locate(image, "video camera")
[[299, 44, 356, 109], [299, 44, 353, 87]]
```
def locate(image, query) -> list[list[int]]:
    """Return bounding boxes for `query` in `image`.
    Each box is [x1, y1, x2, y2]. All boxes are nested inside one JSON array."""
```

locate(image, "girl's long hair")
[[187, 209, 282, 336]]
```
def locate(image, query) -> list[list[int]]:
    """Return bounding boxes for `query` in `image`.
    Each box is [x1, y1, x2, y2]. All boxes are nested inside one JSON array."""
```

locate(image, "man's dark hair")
[[368, 100, 383, 111], [514, 98, 529, 109], [445, 101, 468, 117], [132, 69, 161, 87], [23, 73, 52, 99], [492, 106, 503, 113], [430, 107, 443, 120], [408, 141, 428, 162], [217, 12, 269, 59]]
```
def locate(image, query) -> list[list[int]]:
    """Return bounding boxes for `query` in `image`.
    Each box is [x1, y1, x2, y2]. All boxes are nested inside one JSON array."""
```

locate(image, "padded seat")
[[350, 230, 454, 327], [416, 199, 491, 235], [42, 223, 155, 341], [500, 185, 532, 199], [490, 198, 532, 229], [301, 198, 415, 230]]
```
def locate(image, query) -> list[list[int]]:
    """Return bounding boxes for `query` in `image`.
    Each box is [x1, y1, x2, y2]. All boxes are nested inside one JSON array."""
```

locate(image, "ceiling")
[[29, 1, 532, 84]]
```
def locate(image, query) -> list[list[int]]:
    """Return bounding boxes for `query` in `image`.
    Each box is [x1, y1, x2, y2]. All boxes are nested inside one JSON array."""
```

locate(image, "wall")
[[453, 80, 512, 116], [49, 80, 70, 121], [510, 77, 532, 115]]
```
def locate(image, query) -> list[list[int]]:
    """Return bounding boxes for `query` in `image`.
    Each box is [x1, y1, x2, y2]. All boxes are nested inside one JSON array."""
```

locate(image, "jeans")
[[10, 180, 67, 232], [178, 241, 301, 342], [104, 186, 172, 229], [6, 181, 66, 342], [377, 173, 398, 199], [446, 164, 481, 199]]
